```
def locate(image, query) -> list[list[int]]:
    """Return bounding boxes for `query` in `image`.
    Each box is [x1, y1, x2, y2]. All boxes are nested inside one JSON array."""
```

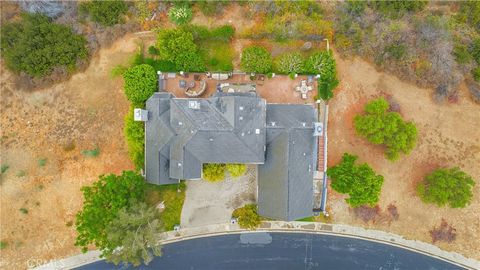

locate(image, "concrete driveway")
[[180, 165, 257, 228]]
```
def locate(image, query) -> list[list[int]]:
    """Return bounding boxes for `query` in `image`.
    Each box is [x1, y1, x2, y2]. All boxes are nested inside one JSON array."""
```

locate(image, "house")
[[143, 87, 318, 221]]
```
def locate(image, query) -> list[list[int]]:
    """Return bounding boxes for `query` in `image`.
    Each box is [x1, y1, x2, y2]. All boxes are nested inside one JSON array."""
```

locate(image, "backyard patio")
[[161, 72, 318, 104]]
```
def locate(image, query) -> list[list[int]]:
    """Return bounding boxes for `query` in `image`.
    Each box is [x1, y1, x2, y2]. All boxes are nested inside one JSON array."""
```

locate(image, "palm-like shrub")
[[241, 46, 272, 74], [168, 3, 192, 25], [276, 52, 305, 74]]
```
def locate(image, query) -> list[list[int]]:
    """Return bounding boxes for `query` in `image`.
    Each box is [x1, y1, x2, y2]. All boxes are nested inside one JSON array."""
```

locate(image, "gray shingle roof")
[[144, 91, 317, 221]]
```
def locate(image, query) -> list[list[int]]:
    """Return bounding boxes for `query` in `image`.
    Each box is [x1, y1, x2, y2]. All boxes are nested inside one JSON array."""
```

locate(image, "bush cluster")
[[241, 46, 273, 74], [354, 98, 418, 160], [202, 163, 247, 182], [305, 51, 339, 100], [0, 13, 88, 77], [327, 153, 384, 207], [417, 167, 475, 208], [124, 107, 145, 170], [79, 0, 128, 27], [123, 64, 157, 107], [156, 28, 205, 72], [232, 204, 261, 229]]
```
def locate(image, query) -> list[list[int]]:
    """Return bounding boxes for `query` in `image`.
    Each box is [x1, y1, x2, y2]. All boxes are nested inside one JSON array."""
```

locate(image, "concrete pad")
[[180, 165, 257, 228]]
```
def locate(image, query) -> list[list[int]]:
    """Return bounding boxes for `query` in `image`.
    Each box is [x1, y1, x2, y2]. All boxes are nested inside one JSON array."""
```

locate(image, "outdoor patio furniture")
[[179, 80, 186, 88], [188, 81, 196, 88], [185, 80, 207, 97], [212, 73, 230, 80]]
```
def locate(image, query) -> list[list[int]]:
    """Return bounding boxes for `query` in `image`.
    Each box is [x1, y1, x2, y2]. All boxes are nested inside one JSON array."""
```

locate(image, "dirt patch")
[[328, 53, 480, 260], [0, 35, 139, 269]]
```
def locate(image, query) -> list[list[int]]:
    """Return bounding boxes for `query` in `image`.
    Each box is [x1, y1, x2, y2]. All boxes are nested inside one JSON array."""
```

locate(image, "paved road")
[[76, 232, 464, 270]]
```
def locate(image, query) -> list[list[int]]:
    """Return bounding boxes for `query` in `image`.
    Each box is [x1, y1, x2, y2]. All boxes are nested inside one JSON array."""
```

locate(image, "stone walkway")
[[34, 221, 480, 270]]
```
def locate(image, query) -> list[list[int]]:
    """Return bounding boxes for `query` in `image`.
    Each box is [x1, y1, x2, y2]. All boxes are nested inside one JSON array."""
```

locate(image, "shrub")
[[168, 3, 192, 25], [384, 43, 407, 60], [124, 107, 144, 170], [226, 164, 247, 178], [354, 98, 418, 160], [232, 204, 261, 229], [147, 45, 160, 56], [1, 164, 9, 174], [417, 167, 475, 208], [79, 0, 128, 27], [197, 0, 229, 16], [471, 38, 480, 65], [157, 28, 205, 72], [19, 208, 29, 214], [457, 1, 480, 31], [453, 44, 472, 64], [123, 64, 157, 107], [38, 158, 47, 167], [371, 0, 427, 19], [240, 46, 272, 74], [327, 153, 384, 207], [210, 25, 235, 41], [75, 171, 147, 253], [353, 205, 380, 223], [473, 67, 480, 82], [202, 163, 226, 182], [104, 202, 163, 266], [305, 51, 339, 100], [111, 65, 127, 78], [387, 204, 399, 221], [0, 13, 87, 77], [275, 52, 305, 74], [430, 219, 457, 243], [0, 241, 7, 250], [82, 147, 100, 157]]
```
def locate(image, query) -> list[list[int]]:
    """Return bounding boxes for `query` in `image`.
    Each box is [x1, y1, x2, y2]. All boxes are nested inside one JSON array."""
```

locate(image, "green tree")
[[305, 51, 339, 100], [104, 202, 163, 266], [226, 164, 247, 178], [275, 52, 305, 74], [417, 167, 475, 208], [241, 46, 273, 74], [156, 29, 205, 72], [124, 107, 144, 170], [327, 153, 384, 207], [75, 171, 147, 253], [202, 163, 226, 182], [232, 204, 261, 229], [123, 64, 157, 107], [79, 0, 128, 26], [470, 38, 480, 65], [0, 13, 87, 77], [168, 3, 193, 25], [354, 98, 418, 160]]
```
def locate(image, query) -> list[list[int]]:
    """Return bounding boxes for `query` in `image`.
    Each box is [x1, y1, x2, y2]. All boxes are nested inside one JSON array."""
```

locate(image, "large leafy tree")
[[104, 202, 163, 266], [0, 13, 87, 77], [241, 46, 273, 74], [75, 171, 147, 253], [79, 0, 128, 27], [305, 51, 339, 100], [327, 153, 384, 207], [417, 167, 475, 208], [123, 64, 157, 107], [354, 98, 417, 160], [156, 29, 205, 72]]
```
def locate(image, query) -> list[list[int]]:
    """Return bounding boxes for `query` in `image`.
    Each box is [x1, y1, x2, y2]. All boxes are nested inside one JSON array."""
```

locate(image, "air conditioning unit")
[[134, 109, 148, 122], [313, 122, 323, 136]]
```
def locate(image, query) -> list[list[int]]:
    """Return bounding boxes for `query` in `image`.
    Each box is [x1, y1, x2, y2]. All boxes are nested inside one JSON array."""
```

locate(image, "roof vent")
[[313, 122, 323, 136], [302, 122, 306, 127], [134, 109, 148, 122], [177, 162, 182, 167], [271, 122, 276, 126], [255, 129, 260, 134], [239, 106, 244, 111], [239, 116, 243, 121], [209, 138, 214, 142], [188, 100, 200, 110], [178, 121, 183, 126], [241, 132, 245, 136]]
